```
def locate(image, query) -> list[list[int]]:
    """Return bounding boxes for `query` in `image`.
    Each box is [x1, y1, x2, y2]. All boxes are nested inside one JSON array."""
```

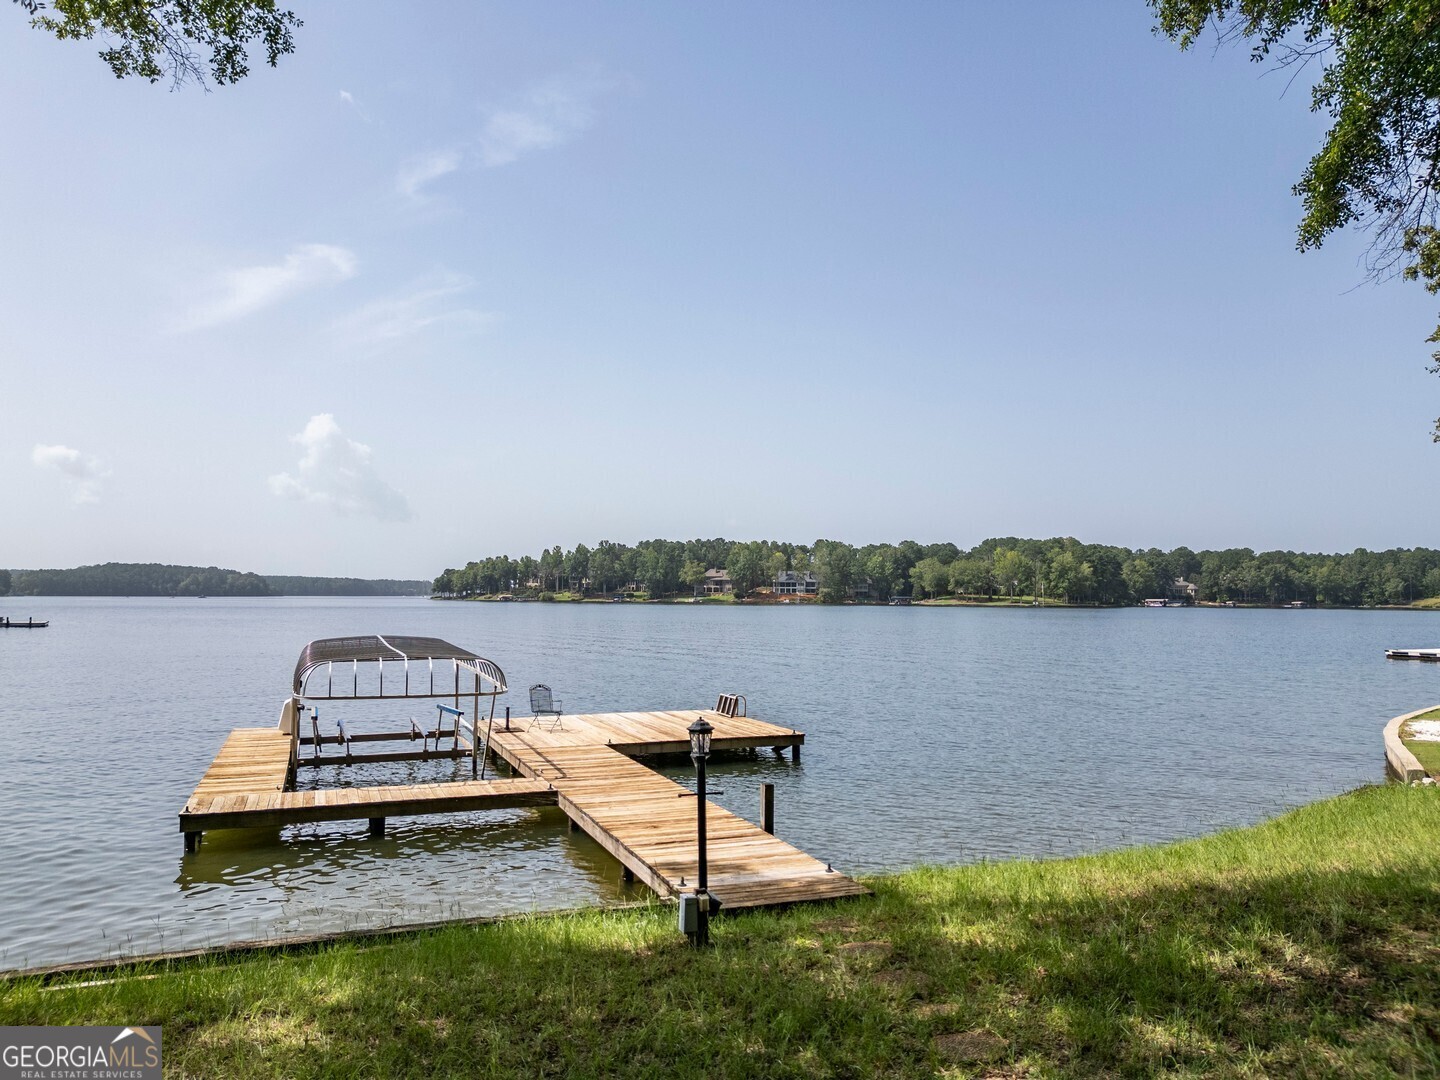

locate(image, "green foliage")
[[812, 539, 855, 603], [947, 557, 992, 597], [1151, 0, 1440, 433], [991, 547, 1029, 599], [908, 556, 951, 600], [638, 540, 684, 597], [264, 575, 427, 596], [436, 537, 1440, 606], [679, 558, 707, 594], [1045, 548, 1094, 602], [859, 548, 895, 599], [13, 562, 271, 596], [0, 568, 9, 595], [725, 541, 768, 599], [1122, 556, 1158, 598], [19, 0, 301, 86], [8, 563, 426, 596], [5, 786, 1438, 1077]]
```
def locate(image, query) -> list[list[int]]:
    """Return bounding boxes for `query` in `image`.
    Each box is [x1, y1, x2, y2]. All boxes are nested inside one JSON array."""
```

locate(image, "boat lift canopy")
[[292, 634, 508, 701]]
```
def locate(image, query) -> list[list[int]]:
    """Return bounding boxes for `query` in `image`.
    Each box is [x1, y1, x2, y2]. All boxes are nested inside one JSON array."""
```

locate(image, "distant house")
[[704, 569, 733, 595], [1171, 577, 1199, 603], [773, 570, 818, 595]]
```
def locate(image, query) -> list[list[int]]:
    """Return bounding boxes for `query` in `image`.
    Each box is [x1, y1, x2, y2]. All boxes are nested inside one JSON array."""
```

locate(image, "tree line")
[[3, 563, 429, 597], [433, 538, 1440, 607]]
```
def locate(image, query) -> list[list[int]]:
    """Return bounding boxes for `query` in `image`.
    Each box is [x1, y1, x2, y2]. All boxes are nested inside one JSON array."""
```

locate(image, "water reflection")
[[175, 806, 646, 903]]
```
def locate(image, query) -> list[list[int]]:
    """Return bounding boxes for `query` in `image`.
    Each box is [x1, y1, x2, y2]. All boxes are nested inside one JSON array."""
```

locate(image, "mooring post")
[[761, 782, 775, 834], [504, 705, 511, 733], [368, 817, 385, 838]]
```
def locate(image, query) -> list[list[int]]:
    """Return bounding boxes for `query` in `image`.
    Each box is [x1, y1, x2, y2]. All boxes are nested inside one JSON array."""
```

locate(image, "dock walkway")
[[180, 708, 866, 910], [189, 728, 293, 798], [486, 710, 867, 910]]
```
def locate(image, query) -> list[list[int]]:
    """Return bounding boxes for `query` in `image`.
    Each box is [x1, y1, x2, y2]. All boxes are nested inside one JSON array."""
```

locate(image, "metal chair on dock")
[[529, 684, 563, 732]]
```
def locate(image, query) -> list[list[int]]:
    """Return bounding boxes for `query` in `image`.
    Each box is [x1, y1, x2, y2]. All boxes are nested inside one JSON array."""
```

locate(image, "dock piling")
[[761, 782, 775, 834], [368, 817, 386, 838]]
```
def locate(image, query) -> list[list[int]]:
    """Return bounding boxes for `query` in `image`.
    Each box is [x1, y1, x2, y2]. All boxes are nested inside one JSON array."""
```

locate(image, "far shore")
[[431, 593, 1440, 611]]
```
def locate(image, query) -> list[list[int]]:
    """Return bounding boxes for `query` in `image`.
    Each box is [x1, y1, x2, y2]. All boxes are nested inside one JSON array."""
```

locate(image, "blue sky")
[[3, 2, 1436, 578]]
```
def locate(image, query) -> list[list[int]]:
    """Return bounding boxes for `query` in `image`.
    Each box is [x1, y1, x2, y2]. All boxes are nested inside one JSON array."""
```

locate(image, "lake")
[[1, 596, 1434, 971]]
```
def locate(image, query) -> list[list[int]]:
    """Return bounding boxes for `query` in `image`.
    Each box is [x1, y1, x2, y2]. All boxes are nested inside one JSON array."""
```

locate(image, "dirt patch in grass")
[[935, 1029, 1009, 1063]]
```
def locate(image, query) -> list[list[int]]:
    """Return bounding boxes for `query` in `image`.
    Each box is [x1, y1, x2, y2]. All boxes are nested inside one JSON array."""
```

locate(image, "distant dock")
[[0, 618, 47, 628], [1385, 648, 1440, 661]]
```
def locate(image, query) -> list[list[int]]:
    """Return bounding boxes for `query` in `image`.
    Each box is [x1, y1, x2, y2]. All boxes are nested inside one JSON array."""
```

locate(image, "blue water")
[[0, 596, 1434, 970]]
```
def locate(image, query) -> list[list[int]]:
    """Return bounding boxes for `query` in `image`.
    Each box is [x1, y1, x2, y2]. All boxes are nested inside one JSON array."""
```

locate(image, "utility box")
[[677, 893, 700, 934]]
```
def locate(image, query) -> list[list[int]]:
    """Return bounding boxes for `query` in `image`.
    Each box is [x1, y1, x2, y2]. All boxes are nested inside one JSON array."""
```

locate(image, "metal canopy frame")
[[292, 634, 507, 700], [290, 635, 507, 779]]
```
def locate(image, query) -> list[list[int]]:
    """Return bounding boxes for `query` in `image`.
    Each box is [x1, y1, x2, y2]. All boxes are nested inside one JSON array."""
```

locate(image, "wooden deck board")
[[488, 711, 864, 910], [180, 778, 556, 831]]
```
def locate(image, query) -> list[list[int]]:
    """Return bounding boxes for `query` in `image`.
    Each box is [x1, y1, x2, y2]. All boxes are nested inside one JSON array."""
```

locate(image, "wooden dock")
[[179, 728, 550, 849], [485, 710, 867, 910], [179, 708, 866, 910]]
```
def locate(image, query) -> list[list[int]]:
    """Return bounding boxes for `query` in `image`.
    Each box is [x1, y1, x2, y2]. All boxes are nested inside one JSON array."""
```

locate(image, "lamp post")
[[688, 715, 713, 947]]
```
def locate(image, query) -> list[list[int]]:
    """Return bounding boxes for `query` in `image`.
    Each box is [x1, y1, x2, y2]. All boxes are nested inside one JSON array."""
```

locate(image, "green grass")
[[1408, 597, 1440, 609], [1405, 740, 1440, 776], [1402, 709, 1440, 777], [4, 785, 1438, 1077]]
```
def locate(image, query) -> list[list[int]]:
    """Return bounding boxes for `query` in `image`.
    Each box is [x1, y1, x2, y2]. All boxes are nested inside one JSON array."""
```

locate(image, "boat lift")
[[284, 634, 508, 779]]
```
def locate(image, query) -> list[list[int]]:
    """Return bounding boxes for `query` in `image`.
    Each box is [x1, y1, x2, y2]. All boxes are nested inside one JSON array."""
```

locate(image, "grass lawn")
[[1402, 708, 1440, 777], [3, 785, 1437, 1077]]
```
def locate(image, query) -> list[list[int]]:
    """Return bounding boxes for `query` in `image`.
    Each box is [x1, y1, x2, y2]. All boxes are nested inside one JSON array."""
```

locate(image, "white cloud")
[[396, 148, 462, 201], [179, 244, 358, 330], [268, 414, 413, 522], [477, 72, 611, 168], [390, 70, 618, 200], [333, 274, 497, 347], [338, 90, 371, 123], [32, 444, 109, 504]]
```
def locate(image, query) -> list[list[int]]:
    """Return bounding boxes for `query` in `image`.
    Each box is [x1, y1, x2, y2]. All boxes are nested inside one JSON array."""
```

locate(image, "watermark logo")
[[0, 1025, 161, 1079]]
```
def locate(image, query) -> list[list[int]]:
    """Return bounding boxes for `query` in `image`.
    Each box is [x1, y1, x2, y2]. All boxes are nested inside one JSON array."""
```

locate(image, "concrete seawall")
[[1384, 706, 1433, 783]]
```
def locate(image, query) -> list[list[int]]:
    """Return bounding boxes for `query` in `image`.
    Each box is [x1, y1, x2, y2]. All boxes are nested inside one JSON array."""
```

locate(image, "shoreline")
[[4, 784, 1436, 1076], [429, 594, 1439, 611]]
